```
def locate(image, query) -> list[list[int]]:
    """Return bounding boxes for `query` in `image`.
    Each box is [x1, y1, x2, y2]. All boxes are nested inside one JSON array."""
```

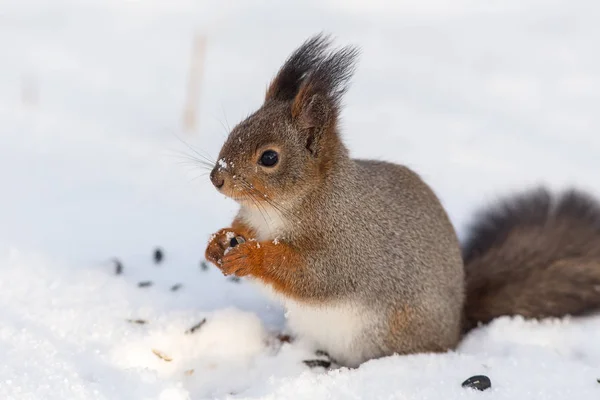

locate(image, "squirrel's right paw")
[[205, 228, 245, 266]]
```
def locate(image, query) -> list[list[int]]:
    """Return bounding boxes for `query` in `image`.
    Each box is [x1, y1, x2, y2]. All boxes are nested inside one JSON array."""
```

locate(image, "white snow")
[[225, 231, 236, 241], [1, 0, 600, 399]]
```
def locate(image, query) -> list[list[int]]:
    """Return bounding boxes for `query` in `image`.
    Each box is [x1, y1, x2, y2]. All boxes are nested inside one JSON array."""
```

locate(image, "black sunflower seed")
[[462, 375, 491, 391], [113, 258, 123, 275], [303, 359, 331, 369], [170, 283, 183, 291], [153, 248, 164, 264], [185, 318, 207, 334]]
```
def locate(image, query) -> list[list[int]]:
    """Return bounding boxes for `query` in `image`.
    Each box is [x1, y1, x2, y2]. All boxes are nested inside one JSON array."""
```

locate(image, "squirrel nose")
[[210, 168, 225, 189]]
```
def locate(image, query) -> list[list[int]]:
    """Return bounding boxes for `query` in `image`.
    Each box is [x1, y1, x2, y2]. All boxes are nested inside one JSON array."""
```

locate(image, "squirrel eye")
[[259, 150, 279, 167]]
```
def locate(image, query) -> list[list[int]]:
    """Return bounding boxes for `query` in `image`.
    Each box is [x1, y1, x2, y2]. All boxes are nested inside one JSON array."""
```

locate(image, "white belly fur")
[[240, 205, 286, 241], [284, 298, 375, 367], [242, 205, 374, 366], [256, 282, 374, 367]]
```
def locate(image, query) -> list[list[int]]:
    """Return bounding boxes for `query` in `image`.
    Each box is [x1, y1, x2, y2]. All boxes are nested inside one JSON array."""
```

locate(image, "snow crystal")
[[158, 387, 190, 400]]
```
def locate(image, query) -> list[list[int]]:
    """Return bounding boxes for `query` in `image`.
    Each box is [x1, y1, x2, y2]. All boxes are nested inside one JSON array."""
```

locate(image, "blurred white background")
[[2, 0, 599, 262]]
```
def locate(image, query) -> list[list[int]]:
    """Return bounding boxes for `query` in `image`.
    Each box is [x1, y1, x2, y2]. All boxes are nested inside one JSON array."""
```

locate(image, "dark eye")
[[259, 150, 279, 167]]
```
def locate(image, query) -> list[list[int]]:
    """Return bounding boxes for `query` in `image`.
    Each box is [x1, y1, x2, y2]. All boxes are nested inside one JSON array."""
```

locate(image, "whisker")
[[188, 172, 211, 183], [172, 133, 216, 165], [220, 105, 232, 132], [245, 192, 271, 234], [155, 125, 217, 165], [233, 184, 270, 232], [215, 117, 230, 139], [235, 177, 300, 227], [167, 147, 211, 160], [263, 197, 300, 226], [234, 179, 273, 235], [247, 192, 273, 236], [168, 151, 214, 170], [173, 157, 213, 169], [177, 162, 213, 172]]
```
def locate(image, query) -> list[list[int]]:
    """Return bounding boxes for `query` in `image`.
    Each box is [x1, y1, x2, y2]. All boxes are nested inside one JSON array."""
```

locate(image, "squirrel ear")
[[289, 43, 359, 156], [292, 89, 331, 156]]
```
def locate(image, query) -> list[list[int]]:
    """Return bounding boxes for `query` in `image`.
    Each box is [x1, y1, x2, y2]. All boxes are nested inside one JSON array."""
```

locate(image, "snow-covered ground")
[[1, 0, 600, 398]]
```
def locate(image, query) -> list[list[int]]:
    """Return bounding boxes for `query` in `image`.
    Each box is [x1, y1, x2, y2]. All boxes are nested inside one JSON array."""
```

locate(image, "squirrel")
[[204, 34, 600, 368]]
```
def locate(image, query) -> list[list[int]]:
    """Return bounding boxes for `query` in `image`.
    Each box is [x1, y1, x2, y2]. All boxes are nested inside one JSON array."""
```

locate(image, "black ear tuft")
[[290, 43, 359, 156], [265, 34, 360, 156], [265, 33, 332, 102], [291, 44, 359, 121]]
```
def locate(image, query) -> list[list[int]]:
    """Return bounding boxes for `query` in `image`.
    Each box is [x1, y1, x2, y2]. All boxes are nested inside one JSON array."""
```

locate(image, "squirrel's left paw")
[[221, 241, 264, 277]]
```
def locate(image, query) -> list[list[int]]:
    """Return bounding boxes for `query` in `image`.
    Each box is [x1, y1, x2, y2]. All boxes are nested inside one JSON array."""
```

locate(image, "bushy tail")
[[461, 187, 600, 331]]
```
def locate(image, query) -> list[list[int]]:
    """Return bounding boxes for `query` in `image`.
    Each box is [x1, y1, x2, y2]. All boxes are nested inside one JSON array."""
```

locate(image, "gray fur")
[[208, 34, 600, 367], [210, 35, 463, 366], [281, 158, 465, 362]]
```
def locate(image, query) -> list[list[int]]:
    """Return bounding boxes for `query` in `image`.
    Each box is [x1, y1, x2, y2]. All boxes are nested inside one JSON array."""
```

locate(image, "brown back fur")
[[209, 33, 600, 366], [210, 34, 464, 366]]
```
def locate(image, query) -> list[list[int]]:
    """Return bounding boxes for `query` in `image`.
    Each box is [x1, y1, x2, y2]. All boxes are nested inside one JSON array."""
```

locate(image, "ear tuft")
[[266, 34, 360, 157], [291, 44, 359, 132], [265, 33, 332, 102], [299, 45, 360, 111]]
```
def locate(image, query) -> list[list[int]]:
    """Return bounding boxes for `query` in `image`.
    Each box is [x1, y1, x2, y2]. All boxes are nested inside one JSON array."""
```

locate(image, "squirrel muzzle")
[[210, 167, 225, 190]]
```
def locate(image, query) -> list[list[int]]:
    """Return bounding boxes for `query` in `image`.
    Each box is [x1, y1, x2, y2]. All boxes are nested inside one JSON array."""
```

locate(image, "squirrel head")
[[210, 34, 359, 209]]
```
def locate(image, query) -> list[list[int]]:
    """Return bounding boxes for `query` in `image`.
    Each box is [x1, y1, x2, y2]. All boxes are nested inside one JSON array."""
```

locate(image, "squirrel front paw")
[[205, 228, 247, 266], [220, 241, 264, 277]]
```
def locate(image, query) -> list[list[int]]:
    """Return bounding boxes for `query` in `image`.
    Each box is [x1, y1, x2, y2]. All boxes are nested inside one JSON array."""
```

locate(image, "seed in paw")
[[229, 236, 245, 247], [461, 375, 491, 391]]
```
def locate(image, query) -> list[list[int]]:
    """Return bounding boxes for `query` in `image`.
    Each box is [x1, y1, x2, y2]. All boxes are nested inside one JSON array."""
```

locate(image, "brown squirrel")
[[204, 34, 600, 367]]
